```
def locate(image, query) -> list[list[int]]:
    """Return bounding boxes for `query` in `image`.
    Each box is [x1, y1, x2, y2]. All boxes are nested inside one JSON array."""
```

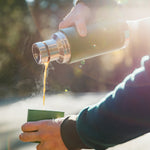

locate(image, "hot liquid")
[[43, 62, 49, 106]]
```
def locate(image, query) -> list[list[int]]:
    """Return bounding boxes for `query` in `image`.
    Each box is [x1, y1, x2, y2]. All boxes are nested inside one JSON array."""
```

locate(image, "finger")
[[75, 20, 87, 37], [21, 122, 40, 132], [59, 18, 74, 30], [59, 9, 75, 29], [19, 132, 40, 142]]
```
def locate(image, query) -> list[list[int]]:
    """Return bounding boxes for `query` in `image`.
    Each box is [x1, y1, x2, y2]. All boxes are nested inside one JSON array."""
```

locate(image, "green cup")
[[27, 109, 64, 122], [27, 109, 64, 143]]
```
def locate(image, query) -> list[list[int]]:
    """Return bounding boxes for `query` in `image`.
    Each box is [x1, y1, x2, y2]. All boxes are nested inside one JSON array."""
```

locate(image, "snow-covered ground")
[[0, 92, 150, 150]]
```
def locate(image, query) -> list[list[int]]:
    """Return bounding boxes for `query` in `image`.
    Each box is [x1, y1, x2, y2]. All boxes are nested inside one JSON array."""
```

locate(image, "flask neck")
[[32, 31, 71, 64]]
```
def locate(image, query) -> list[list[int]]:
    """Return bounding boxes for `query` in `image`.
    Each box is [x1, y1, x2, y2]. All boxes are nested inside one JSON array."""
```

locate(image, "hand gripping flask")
[[32, 21, 129, 64]]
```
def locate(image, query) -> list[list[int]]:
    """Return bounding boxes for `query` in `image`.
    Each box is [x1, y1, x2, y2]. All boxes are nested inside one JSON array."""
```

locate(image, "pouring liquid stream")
[[43, 62, 49, 106]]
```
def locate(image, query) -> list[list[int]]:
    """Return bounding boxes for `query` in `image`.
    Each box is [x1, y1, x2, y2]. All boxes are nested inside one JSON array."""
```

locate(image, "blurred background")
[[1, 0, 150, 150], [0, 0, 150, 99]]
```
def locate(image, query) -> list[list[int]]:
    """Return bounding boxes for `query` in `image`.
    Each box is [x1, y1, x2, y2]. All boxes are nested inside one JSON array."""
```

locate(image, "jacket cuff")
[[60, 115, 91, 150]]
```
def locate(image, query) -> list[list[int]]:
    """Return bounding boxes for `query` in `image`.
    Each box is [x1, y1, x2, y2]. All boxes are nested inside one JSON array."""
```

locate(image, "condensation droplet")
[[79, 65, 82, 68], [81, 60, 85, 65], [79, 60, 85, 68], [93, 44, 96, 48], [65, 89, 68, 92]]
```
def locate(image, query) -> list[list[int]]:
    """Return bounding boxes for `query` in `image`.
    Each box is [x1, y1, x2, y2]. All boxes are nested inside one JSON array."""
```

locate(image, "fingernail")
[[19, 134, 22, 139]]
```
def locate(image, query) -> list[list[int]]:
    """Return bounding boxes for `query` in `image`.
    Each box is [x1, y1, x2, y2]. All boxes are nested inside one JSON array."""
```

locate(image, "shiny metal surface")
[[32, 31, 71, 64], [32, 42, 50, 64]]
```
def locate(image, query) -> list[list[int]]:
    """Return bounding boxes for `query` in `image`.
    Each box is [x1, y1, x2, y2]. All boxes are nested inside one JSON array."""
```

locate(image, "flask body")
[[61, 21, 128, 63]]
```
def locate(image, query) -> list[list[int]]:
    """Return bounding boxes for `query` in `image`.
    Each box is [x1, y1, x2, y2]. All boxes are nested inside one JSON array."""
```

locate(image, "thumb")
[[75, 20, 87, 37]]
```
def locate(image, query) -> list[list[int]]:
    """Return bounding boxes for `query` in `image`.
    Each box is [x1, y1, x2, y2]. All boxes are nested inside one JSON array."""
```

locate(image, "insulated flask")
[[32, 21, 129, 64]]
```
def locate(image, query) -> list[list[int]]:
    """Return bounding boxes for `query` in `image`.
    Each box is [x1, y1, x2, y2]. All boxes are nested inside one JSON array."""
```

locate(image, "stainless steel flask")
[[32, 21, 129, 64]]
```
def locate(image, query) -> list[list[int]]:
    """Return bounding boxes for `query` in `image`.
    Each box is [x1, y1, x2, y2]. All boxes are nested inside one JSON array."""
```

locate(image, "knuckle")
[[39, 131, 46, 140]]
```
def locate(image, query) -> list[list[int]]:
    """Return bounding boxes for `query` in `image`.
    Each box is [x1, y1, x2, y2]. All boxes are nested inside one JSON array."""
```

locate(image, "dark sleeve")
[[76, 56, 150, 149], [61, 115, 92, 149], [73, 0, 117, 8], [61, 115, 106, 149]]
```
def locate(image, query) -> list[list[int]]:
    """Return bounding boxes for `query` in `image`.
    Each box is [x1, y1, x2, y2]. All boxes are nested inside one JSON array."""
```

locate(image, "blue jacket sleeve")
[[77, 56, 150, 149]]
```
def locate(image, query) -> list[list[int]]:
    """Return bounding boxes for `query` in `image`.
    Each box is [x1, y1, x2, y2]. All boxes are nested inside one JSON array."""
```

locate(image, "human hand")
[[59, 2, 91, 37], [19, 118, 67, 150]]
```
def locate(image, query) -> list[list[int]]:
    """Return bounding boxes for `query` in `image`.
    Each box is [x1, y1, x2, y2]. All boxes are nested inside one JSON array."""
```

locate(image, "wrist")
[[74, 0, 117, 8], [60, 115, 91, 149], [74, 0, 88, 6]]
